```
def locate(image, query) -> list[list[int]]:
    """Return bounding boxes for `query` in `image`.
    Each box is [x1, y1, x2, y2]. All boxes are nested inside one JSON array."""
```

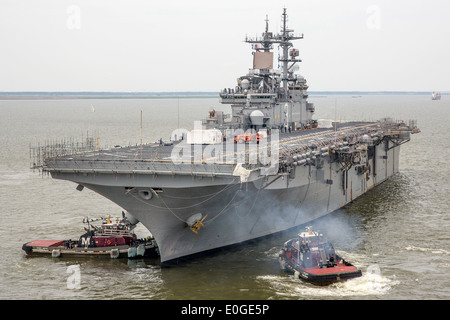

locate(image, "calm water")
[[0, 95, 449, 300]]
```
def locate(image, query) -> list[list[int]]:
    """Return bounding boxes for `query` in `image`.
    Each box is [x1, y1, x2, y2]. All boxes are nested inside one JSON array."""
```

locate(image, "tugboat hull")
[[279, 233, 362, 284], [279, 248, 362, 284], [22, 239, 158, 259]]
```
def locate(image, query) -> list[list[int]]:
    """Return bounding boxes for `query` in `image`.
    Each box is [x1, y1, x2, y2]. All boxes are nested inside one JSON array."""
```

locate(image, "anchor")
[[186, 213, 208, 234]]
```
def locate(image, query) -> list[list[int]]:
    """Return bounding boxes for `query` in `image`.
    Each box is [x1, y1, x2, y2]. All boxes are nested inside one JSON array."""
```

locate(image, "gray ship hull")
[[49, 140, 400, 265]]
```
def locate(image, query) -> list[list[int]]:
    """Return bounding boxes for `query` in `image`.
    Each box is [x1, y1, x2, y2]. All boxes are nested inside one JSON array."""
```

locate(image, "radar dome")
[[241, 79, 250, 89], [250, 110, 265, 125]]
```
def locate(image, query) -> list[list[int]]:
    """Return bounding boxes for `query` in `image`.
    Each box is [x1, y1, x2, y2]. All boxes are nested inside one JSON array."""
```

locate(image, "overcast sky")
[[1, 0, 449, 92]]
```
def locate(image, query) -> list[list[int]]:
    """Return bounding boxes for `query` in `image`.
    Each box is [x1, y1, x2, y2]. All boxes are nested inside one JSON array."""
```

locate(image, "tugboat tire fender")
[[136, 244, 146, 256], [128, 246, 137, 258], [110, 249, 119, 259], [52, 249, 61, 258], [22, 244, 32, 254]]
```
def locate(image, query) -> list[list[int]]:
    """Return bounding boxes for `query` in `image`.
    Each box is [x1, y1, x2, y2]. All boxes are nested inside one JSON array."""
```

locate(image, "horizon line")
[[0, 90, 447, 95]]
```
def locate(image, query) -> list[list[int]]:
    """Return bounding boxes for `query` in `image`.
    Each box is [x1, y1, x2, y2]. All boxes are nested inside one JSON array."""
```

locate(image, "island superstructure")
[[32, 9, 419, 266]]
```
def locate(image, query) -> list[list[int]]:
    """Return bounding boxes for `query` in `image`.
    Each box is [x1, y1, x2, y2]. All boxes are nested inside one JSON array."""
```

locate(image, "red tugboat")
[[22, 215, 159, 259], [279, 227, 362, 284]]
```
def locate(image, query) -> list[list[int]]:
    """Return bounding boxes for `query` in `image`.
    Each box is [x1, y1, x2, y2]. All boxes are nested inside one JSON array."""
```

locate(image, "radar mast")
[[244, 8, 304, 101], [218, 8, 314, 132]]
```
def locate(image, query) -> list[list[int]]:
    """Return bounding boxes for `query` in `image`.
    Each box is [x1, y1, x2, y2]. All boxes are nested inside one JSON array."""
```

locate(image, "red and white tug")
[[279, 227, 362, 284]]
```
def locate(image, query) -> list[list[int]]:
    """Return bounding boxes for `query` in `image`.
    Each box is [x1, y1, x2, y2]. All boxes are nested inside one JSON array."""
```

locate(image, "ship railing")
[[277, 123, 380, 158], [30, 134, 100, 170], [96, 229, 131, 236], [379, 118, 420, 136]]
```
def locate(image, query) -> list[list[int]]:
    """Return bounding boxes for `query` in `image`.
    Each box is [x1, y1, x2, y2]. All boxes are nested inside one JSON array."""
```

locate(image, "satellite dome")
[[250, 110, 265, 125], [241, 79, 250, 89]]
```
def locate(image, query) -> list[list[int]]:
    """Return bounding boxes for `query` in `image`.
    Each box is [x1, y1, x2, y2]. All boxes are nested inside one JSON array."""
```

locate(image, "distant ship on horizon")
[[431, 92, 441, 100]]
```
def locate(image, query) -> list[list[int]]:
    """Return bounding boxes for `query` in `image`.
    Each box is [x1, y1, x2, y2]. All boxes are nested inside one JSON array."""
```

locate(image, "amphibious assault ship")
[[32, 9, 419, 266]]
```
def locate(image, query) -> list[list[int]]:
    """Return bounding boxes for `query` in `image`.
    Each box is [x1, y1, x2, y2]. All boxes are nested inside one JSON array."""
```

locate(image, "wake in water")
[[258, 251, 399, 299], [405, 245, 450, 256], [258, 269, 398, 298]]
